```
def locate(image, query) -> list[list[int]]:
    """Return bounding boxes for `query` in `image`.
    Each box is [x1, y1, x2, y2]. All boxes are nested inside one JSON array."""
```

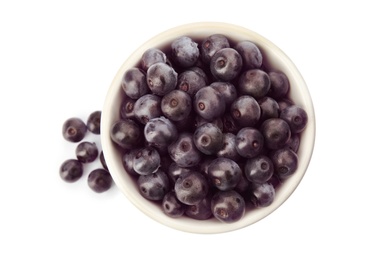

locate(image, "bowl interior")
[[101, 22, 315, 234]]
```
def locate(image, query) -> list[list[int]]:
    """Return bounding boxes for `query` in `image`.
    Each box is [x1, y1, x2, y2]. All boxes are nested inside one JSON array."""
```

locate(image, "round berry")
[[59, 159, 83, 183], [280, 105, 308, 134], [171, 36, 199, 68], [271, 148, 298, 179], [161, 90, 192, 121], [245, 155, 274, 184], [234, 40, 263, 70], [175, 171, 209, 205], [88, 169, 113, 193], [162, 191, 186, 218], [193, 123, 224, 155], [210, 48, 243, 81], [193, 86, 225, 121], [260, 118, 291, 150], [75, 141, 98, 163], [138, 170, 170, 201], [230, 95, 261, 127], [62, 117, 87, 143], [141, 48, 167, 71], [146, 63, 178, 96], [211, 190, 245, 223], [200, 34, 230, 64], [86, 110, 101, 134], [110, 119, 143, 149], [133, 147, 161, 175], [168, 132, 202, 168], [208, 157, 242, 191], [235, 127, 264, 158], [121, 68, 149, 99]]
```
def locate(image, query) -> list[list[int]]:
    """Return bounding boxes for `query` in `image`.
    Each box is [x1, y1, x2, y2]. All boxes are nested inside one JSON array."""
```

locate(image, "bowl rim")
[[101, 21, 316, 234]]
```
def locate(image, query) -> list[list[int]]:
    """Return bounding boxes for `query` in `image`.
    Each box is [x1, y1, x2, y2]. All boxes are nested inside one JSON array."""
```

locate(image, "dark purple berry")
[[161, 90, 192, 121], [271, 148, 298, 179], [133, 94, 162, 124], [208, 158, 242, 191], [75, 141, 98, 163], [285, 134, 300, 153], [144, 116, 178, 152], [238, 69, 270, 99], [193, 86, 225, 121], [167, 162, 194, 184], [230, 95, 261, 127], [120, 97, 137, 120], [86, 111, 101, 134], [260, 118, 291, 150], [268, 71, 290, 99], [162, 191, 186, 218], [138, 170, 170, 201], [168, 132, 202, 168], [234, 40, 263, 70], [245, 155, 274, 184], [59, 159, 83, 183], [177, 69, 207, 96], [249, 182, 275, 208], [280, 105, 308, 134], [122, 149, 139, 176], [171, 36, 200, 68], [211, 190, 245, 223], [235, 127, 264, 159], [121, 68, 149, 99], [193, 123, 224, 155], [175, 171, 209, 205], [141, 48, 167, 71], [133, 147, 161, 175], [110, 119, 143, 149], [88, 168, 112, 193], [185, 194, 213, 220], [200, 34, 230, 64], [147, 62, 178, 96], [62, 117, 87, 143], [258, 96, 279, 122], [210, 48, 243, 81]]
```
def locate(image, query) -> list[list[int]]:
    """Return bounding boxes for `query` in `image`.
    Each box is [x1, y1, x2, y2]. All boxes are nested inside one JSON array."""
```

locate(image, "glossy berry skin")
[[62, 117, 87, 143], [260, 118, 291, 150], [144, 116, 178, 152], [168, 132, 202, 168], [193, 86, 225, 121], [133, 147, 161, 175], [75, 141, 98, 163], [134, 94, 162, 124], [200, 34, 230, 64], [122, 149, 139, 176], [285, 134, 300, 153], [216, 133, 241, 161], [193, 123, 224, 155], [271, 148, 298, 179], [258, 96, 279, 122], [146, 62, 178, 96], [280, 105, 308, 134], [185, 194, 213, 220], [162, 190, 186, 218], [245, 155, 274, 184], [211, 190, 245, 223], [248, 182, 275, 208], [234, 40, 263, 70], [177, 69, 207, 97], [175, 171, 209, 205], [137, 170, 170, 201], [120, 97, 137, 120], [121, 68, 149, 99], [110, 119, 143, 149], [59, 159, 83, 183], [238, 69, 270, 99], [88, 168, 113, 193], [86, 111, 101, 134], [210, 48, 243, 81], [161, 90, 192, 121], [268, 71, 290, 99], [210, 81, 237, 106], [171, 36, 199, 68], [235, 127, 264, 159], [141, 48, 167, 71], [230, 95, 261, 127], [208, 158, 242, 191]]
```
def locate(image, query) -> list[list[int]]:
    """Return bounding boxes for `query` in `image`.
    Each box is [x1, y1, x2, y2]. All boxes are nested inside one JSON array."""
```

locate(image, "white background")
[[1, 0, 389, 259]]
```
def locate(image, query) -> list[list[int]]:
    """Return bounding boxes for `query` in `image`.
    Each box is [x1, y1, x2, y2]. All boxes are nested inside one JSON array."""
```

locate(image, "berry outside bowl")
[[101, 22, 316, 234]]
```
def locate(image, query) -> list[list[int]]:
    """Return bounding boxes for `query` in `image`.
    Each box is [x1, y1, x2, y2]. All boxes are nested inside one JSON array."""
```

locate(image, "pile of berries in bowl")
[[101, 22, 315, 234]]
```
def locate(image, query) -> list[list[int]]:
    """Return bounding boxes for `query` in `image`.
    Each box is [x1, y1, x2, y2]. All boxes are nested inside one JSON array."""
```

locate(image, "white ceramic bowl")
[[101, 22, 315, 234]]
